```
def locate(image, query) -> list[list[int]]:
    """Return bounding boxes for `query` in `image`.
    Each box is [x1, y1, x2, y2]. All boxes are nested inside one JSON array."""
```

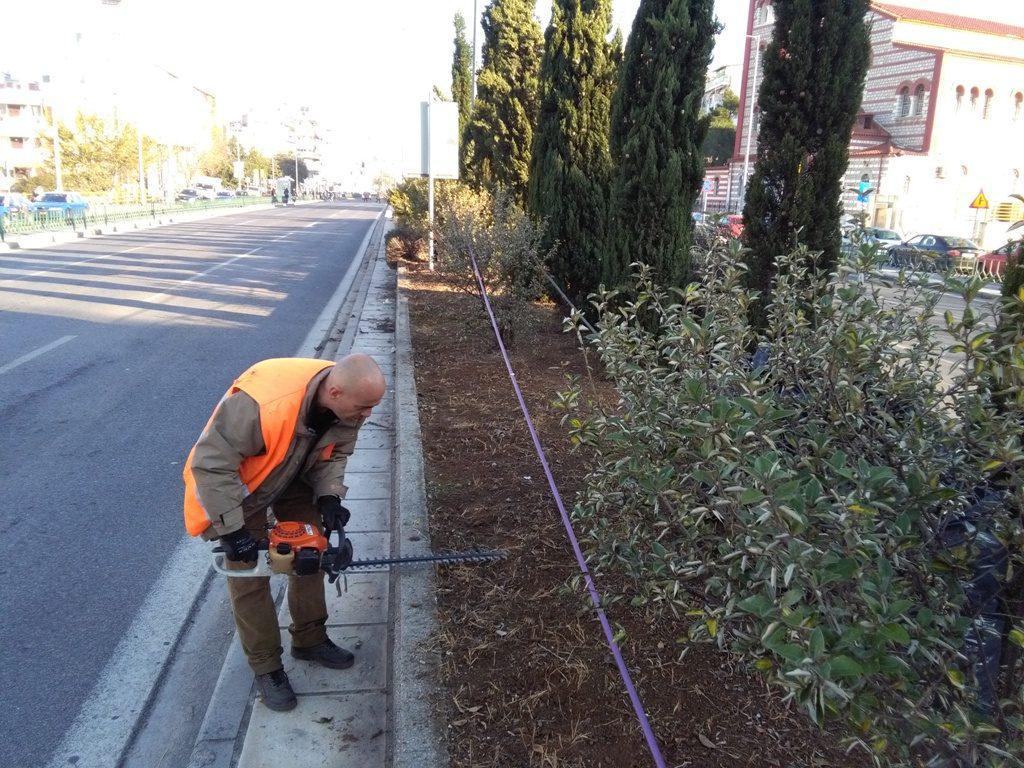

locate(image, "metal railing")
[[0, 196, 271, 242]]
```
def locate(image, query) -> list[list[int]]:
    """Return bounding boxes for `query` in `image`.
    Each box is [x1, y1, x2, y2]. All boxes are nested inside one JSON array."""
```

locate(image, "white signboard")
[[407, 101, 459, 179]]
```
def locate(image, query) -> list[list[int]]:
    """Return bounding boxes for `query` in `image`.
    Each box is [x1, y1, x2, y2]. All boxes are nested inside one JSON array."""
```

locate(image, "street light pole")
[[740, 34, 761, 206], [470, 0, 478, 110], [50, 99, 63, 190], [137, 129, 145, 202], [427, 91, 435, 271]]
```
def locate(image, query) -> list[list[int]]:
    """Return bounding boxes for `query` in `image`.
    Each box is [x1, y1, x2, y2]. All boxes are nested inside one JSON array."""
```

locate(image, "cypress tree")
[[452, 13, 474, 177], [741, 0, 870, 320], [464, 0, 544, 206], [604, 0, 716, 289], [527, 0, 619, 306]]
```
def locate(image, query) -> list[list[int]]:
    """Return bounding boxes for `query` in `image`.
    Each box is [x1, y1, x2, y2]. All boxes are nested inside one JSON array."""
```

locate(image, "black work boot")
[[290, 638, 355, 669], [254, 669, 297, 711]]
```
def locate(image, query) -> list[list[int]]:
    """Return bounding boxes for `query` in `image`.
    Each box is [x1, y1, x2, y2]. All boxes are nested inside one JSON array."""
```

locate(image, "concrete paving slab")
[[343, 498, 389, 532], [281, 624, 387, 694], [236, 692, 386, 768], [280, 572, 389, 627], [363, 410, 394, 430], [280, 573, 387, 626], [344, 472, 391, 500], [346, 449, 392, 473], [347, 530, 390, 560], [354, 431, 390, 450]]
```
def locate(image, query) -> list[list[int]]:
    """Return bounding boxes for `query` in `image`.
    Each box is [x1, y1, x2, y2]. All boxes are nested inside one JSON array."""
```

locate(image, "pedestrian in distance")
[[182, 354, 386, 711]]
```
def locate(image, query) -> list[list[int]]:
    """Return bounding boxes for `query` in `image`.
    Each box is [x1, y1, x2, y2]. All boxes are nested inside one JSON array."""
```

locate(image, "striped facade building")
[[706, 1, 1024, 249]]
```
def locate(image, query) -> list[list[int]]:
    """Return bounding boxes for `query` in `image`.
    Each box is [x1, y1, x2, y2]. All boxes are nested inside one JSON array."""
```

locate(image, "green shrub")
[[435, 186, 548, 345], [559, 240, 1024, 765], [385, 224, 427, 262]]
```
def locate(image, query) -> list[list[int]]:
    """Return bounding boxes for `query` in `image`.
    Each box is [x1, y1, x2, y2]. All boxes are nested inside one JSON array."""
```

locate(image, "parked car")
[[30, 191, 88, 215], [864, 227, 903, 251], [176, 188, 200, 202], [719, 214, 744, 238], [978, 240, 1022, 279], [215, 191, 235, 200], [0, 192, 32, 215], [888, 234, 983, 273]]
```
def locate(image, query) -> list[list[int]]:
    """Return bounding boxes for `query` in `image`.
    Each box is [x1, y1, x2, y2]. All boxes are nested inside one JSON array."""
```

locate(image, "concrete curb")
[[297, 209, 385, 357], [391, 264, 451, 768], [0, 199, 320, 252], [186, 209, 389, 768]]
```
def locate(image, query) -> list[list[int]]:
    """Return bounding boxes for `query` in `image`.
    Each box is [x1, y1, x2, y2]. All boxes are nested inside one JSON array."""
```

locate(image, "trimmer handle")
[[211, 539, 272, 578], [321, 526, 353, 583]]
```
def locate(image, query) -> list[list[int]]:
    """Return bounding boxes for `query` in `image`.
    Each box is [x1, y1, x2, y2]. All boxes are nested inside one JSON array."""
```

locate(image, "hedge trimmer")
[[211, 521, 504, 594]]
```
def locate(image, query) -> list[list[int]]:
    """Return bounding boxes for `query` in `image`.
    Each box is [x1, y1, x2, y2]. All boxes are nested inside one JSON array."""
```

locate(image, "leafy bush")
[[435, 186, 548, 345], [389, 178, 430, 229], [559, 240, 1024, 765], [385, 224, 428, 263]]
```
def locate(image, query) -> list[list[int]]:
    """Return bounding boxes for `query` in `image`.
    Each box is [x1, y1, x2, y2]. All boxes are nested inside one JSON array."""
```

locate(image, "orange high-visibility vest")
[[183, 358, 334, 536]]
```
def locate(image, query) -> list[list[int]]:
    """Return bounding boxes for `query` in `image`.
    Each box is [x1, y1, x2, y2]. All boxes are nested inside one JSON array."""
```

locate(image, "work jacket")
[[183, 358, 361, 539]]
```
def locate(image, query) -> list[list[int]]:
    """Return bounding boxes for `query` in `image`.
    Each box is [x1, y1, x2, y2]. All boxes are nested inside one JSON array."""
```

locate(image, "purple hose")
[[467, 247, 668, 768]]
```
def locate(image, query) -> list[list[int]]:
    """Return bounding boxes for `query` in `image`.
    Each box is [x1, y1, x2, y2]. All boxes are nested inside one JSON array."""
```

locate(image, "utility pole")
[[137, 129, 145, 202], [470, 0, 478, 110], [49, 98, 63, 190], [740, 34, 761, 206], [427, 91, 435, 271]]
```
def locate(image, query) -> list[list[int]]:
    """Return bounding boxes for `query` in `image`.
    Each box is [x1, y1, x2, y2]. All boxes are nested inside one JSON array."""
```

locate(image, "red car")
[[978, 240, 1022, 279], [718, 214, 744, 238]]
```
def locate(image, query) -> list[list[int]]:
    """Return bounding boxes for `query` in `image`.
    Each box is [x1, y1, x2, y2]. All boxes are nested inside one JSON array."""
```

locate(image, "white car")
[[864, 227, 903, 251]]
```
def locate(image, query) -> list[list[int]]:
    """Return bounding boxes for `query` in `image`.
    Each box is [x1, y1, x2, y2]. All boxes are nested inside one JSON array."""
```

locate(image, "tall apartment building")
[[0, 74, 49, 191]]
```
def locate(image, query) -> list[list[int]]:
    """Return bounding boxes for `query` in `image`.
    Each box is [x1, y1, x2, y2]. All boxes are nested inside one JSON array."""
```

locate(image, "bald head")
[[318, 353, 386, 424]]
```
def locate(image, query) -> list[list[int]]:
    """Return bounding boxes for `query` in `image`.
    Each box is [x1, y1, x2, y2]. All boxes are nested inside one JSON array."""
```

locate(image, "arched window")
[[897, 86, 911, 118], [1014, 92, 1023, 121], [970, 87, 980, 111], [955, 85, 965, 112], [983, 88, 994, 119], [913, 84, 926, 116]]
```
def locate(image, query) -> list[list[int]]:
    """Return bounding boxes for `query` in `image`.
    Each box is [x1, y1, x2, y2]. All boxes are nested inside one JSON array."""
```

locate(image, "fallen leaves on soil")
[[402, 263, 861, 768]]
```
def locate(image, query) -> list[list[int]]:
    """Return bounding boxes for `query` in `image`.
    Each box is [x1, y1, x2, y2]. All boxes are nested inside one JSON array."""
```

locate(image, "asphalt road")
[[0, 201, 381, 766]]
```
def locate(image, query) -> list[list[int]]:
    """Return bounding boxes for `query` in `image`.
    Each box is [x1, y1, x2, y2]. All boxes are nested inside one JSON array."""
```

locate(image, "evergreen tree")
[[604, 0, 717, 289], [741, 0, 870, 321], [464, 0, 543, 206], [452, 12, 474, 178], [527, 0, 619, 306]]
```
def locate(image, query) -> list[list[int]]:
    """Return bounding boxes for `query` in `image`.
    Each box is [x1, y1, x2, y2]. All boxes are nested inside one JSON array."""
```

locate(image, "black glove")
[[317, 495, 351, 533], [220, 528, 259, 563]]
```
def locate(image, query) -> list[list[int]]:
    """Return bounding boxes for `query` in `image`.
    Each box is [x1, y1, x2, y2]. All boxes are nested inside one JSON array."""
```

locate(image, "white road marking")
[[304, 221, 317, 228], [43, 537, 212, 768], [42, 208, 385, 768], [236, 219, 258, 225], [0, 245, 148, 285], [142, 246, 263, 303], [0, 335, 77, 374]]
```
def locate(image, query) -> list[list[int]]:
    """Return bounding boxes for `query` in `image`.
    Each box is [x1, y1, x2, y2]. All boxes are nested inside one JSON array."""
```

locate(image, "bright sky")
[[3, 0, 1022, 178]]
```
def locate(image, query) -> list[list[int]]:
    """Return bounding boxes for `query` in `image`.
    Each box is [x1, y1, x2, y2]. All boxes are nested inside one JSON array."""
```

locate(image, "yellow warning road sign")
[[969, 190, 989, 209]]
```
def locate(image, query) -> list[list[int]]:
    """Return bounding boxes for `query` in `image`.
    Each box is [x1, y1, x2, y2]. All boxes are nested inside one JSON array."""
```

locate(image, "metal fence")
[[0, 196, 271, 242]]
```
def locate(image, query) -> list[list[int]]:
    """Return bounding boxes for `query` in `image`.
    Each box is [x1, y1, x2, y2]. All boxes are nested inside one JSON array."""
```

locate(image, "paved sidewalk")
[[188, 216, 448, 768]]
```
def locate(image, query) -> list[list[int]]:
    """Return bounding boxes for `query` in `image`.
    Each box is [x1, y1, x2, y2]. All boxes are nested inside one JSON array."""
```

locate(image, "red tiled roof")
[[871, 3, 1024, 40]]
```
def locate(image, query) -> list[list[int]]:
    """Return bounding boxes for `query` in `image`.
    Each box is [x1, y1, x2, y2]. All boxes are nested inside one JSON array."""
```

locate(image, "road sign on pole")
[[969, 190, 989, 209]]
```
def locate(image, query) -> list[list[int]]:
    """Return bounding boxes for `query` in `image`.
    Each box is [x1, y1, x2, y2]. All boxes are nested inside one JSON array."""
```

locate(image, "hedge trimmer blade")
[[343, 549, 507, 571]]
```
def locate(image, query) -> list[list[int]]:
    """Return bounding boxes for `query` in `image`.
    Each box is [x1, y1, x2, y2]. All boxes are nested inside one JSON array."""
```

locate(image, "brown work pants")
[[226, 481, 328, 675]]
